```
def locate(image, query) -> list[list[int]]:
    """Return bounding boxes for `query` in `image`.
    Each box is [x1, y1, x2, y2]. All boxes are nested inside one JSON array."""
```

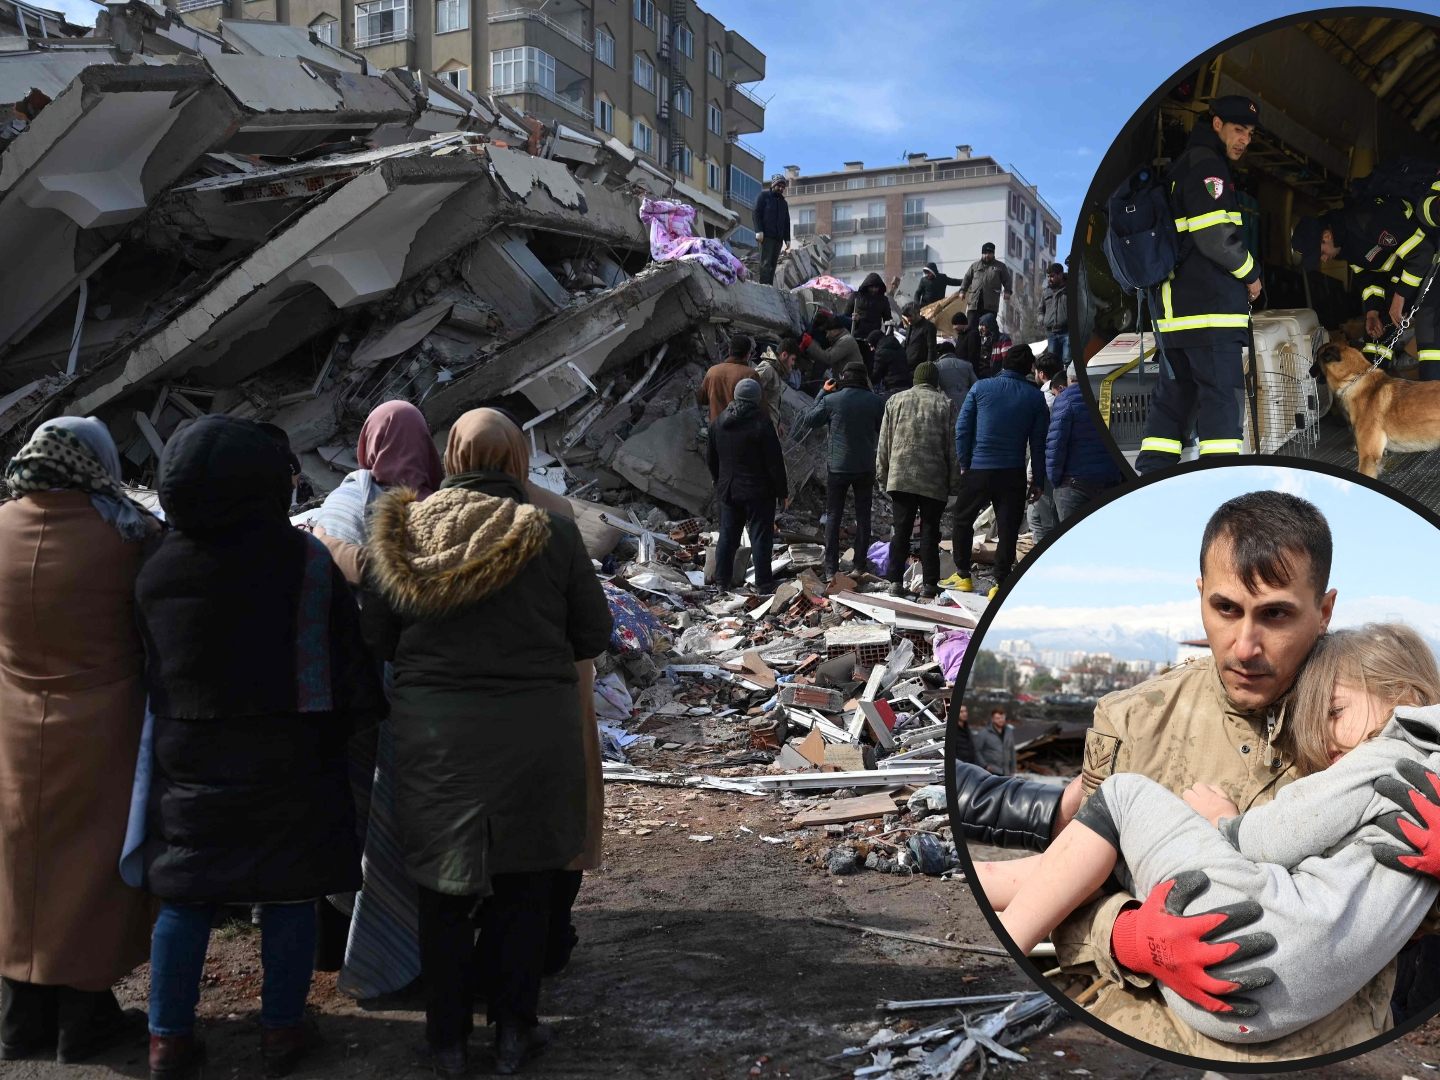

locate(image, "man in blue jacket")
[[753, 175, 791, 286], [797, 361, 886, 580], [1046, 381, 1123, 522], [944, 344, 1048, 599]]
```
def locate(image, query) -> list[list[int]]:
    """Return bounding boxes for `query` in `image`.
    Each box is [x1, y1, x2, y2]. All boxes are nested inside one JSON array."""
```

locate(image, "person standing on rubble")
[[935, 339, 977, 413], [869, 327, 911, 396], [914, 261, 965, 308], [876, 360, 957, 599], [753, 175, 792, 286], [902, 302, 937, 374], [804, 315, 864, 388], [136, 416, 385, 1080], [943, 344, 1048, 600], [754, 339, 799, 437], [0, 418, 159, 1066], [848, 273, 893, 342], [1046, 379, 1124, 522], [708, 379, 789, 596], [697, 334, 757, 423], [798, 360, 885, 581], [1040, 263, 1071, 371], [973, 708, 1017, 775], [364, 408, 611, 1077], [960, 243, 1014, 328]]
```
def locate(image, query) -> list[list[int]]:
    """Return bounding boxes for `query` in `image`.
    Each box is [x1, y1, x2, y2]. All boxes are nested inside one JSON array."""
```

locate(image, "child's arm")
[[1222, 736, 1411, 867]]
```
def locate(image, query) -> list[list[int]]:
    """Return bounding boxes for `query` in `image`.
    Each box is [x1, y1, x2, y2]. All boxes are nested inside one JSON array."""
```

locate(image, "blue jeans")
[[149, 902, 317, 1036], [1046, 333, 1070, 369]]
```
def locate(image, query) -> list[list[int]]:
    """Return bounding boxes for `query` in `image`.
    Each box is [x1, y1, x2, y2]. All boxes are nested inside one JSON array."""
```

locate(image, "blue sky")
[[48, 0, 1437, 246], [994, 464, 1440, 644]]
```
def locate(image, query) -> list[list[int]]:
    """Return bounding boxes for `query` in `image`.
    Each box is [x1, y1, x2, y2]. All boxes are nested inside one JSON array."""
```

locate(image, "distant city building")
[[162, 0, 767, 237], [783, 147, 1061, 326]]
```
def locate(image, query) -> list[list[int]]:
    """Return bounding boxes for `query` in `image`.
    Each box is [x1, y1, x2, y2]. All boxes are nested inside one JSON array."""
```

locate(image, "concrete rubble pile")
[[0, 1, 816, 513], [588, 501, 984, 879]]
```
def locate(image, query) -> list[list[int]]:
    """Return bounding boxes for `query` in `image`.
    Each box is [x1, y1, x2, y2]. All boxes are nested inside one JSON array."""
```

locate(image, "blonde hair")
[[1284, 623, 1440, 775]]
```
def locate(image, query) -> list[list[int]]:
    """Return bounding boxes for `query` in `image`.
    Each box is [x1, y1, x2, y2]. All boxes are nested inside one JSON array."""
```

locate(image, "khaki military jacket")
[[1053, 655, 1396, 1062]]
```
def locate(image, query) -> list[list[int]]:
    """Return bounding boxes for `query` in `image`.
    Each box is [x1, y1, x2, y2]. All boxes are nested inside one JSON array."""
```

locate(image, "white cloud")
[[1252, 466, 1357, 501], [993, 598, 1203, 636], [1019, 564, 1195, 589]]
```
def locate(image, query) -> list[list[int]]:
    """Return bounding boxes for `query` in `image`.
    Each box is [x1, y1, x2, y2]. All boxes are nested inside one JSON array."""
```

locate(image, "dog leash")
[[1370, 255, 1440, 370]]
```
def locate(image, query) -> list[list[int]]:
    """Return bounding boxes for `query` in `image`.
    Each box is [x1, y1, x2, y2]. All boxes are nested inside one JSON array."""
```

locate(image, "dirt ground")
[[10, 787, 1440, 1080]]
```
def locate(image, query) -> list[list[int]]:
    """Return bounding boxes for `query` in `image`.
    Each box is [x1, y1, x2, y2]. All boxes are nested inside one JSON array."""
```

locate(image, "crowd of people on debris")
[[698, 257, 1122, 605], [0, 403, 612, 1079]]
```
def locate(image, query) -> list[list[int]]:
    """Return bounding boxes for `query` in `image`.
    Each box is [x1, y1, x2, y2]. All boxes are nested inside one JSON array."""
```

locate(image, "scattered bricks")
[[747, 715, 784, 752], [824, 624, 892, 665], [778, 684, 844, 713], [896, 628, 934, 663]]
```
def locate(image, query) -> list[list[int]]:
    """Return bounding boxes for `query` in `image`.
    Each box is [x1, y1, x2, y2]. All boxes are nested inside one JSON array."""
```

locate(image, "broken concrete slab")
[[611, 408, 713, 516], [218, 19, 366, 74], [65, 158, 483, 416]]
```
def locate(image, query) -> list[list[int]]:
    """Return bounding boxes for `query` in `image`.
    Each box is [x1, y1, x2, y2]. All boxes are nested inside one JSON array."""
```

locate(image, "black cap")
[[1211, 95, 1260, 126], [1290, 216, 1325, 271], [981, 242, 996, 254]]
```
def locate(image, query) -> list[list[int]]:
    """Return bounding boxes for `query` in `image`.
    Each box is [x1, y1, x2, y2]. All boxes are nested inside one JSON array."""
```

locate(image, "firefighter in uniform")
[[1291, 196, 1439, 377], [1134, 96, 1263, 474]]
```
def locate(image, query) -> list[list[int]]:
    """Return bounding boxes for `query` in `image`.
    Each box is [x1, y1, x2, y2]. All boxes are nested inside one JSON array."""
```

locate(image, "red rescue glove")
[[799, 332, 814, 353], [1375, 758, 1440, 878], [1110, 870, 1275, 1016]]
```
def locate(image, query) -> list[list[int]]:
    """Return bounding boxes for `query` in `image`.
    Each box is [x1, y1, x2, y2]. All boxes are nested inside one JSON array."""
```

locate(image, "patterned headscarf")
[[6, 417, 152, 541]]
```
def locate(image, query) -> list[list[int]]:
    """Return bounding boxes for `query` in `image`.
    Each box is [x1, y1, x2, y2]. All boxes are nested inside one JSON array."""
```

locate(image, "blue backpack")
[[1104, 166, 1180, 293]]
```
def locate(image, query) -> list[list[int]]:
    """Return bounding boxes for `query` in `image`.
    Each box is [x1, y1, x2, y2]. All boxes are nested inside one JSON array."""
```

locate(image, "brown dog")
[[1316, 341, 1440, 477]]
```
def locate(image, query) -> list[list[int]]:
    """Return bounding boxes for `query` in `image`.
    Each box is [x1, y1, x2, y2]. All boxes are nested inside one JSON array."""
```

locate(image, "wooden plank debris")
[[788, 792, 901, 828]]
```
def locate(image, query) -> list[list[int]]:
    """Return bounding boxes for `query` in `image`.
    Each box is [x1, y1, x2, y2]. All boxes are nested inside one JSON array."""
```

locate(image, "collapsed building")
[[0, 0, 831, 512]]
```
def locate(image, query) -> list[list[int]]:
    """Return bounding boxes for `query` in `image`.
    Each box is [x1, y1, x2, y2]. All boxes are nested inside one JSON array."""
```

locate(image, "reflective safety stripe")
[[1382, 253, 1398, 272], [1231, 253, 1255, 280], [1161, 278, 1174, 321], [1361, 285, 1387, 301], [1398, 228, 1426, 259], [1420, 350, 1440, 363], [1350, 264, 1365, 275], [1175, 209, 1243, 232], [1198, 439, 1243, 455], [1156, 313, 1251, 331], [1401, 270, 1423, 288], [1424, 197, 1438, 228], [1363, 342, 1394, 361], [1140, 437, 1182, 455]]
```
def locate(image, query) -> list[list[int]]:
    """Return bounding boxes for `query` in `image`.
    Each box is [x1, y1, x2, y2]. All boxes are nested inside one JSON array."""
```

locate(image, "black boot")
[[55, 988, 146, 1064], [951, 760, 1064, 851], [494, 1022, 551, 1075]]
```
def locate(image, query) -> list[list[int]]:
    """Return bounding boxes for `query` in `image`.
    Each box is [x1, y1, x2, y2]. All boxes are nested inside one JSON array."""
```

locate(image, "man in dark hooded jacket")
[[869, 329, 910, 395], [914, 262, 964, 308], [847, 273, 892, 342], [902, 303, 937, 373], [707, 379, 787, 594]]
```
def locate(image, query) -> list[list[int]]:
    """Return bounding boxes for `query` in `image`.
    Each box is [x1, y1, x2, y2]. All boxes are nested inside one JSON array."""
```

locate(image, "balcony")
[[726, 131, 764, 164], [725, 81, 764, 135], [491, 80, 592, 123], [794, 222, 817, 237], [724, 28, 764, 82], [354, 26, 413, 47], [859, 216, 886, 233], [829, 219, 858, 235], [901, 247, 928, 267], [858, 251, 886, 269], [903, 211, 929, 229], [830, 254, 859, 271], [175, 0, 223, 11], [487, 8, 592, 70], [488, 9, 591, 51]]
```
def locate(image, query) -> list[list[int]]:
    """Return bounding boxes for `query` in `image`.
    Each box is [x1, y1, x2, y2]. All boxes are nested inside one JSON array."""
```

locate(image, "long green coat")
[[364, 472, 612, 896]]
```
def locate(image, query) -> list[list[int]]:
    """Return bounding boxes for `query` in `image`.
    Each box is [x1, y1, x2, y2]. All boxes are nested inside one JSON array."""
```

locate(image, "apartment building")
[[784, 148, 1062, 331], [168, 0, 768, 236]]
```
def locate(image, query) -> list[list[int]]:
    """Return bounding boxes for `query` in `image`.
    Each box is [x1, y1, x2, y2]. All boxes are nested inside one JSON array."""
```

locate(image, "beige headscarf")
[[443, 408, 574, 520]]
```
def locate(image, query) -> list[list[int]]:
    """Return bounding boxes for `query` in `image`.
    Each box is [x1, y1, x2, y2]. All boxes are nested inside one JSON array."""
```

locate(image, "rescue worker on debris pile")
[[1135, 95, 1263, 474], [1291, 198, 1439, 377], [960, 244, 1013, 326], [753, 175, 791, 286], [946, 490, 1440, 1060]]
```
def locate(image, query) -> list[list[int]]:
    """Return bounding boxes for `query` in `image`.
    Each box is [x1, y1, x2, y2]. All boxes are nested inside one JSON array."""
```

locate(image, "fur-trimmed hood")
[[367, 484, 552, 619]]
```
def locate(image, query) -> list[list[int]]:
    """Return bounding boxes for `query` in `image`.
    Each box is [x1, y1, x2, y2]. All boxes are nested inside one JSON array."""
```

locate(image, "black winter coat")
[[848, 273, 892, 341], [753, 189, 791, 241], [707, 401, 787, 503], [904, 315, 937, 370], [871, 333, 910, 392]]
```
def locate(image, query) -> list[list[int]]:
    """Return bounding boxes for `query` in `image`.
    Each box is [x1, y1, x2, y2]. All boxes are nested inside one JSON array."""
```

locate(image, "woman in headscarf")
[[0, 417, 157, 1065], [306, 400, 445, 1002], [135, 416, 384, 1080], [365, 408, 611, 1077]]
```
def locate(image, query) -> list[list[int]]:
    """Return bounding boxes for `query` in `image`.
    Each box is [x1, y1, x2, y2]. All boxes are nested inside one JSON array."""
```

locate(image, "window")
[[310, 16, 337, 43], [435, 0, 465, 32], [902, 235, 925, 252], [633, 53, 655, 91], [833, 239, 854, 256], [659, 13, 669, 48], [707, 101, 722, 134], [708, 46, 723, 78], [867, 200, 884, 219], [795, 207, 815, 224], [674, 22, 693, 56], [632, 119, 654, 155], [1009, 191, 1024, 219], [832, 204, 853, 222], [903, 196, 923, 215], [595, 96, 614, 132], [672, 146, 692, 175], [632, 0, 654, 29], [659, 75, 668, 106], [491, 47, 556, 91], [729, 165, 761, 207], [439, 66, 468, 91], [845, 176, 865, 190], [1008, 229, 1022, 257], [707, 161, 722, 190], [673, 84, 691, 116], [354, 0, 408, 46], [594, 25, 614, 66]]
